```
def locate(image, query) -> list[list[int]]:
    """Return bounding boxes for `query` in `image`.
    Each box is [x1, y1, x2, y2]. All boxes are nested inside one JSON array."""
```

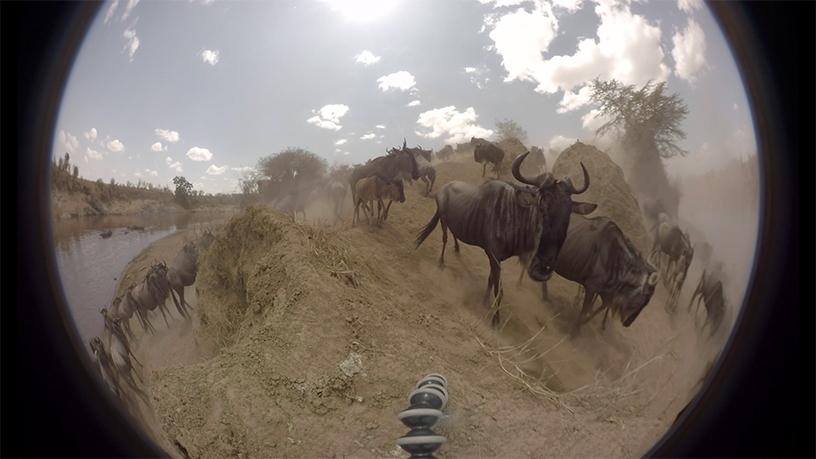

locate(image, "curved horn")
[[564, 162, 590, 194], [511, 152, 538, 186], [648, 272, 658, 286]]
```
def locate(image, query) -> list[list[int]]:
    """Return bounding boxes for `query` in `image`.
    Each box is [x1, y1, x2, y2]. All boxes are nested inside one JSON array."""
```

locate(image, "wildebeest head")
[[384, 143, 420, 181], [385, 179, 406, 203], [613, 253, 658, 327], [512, 152, 597, 281]]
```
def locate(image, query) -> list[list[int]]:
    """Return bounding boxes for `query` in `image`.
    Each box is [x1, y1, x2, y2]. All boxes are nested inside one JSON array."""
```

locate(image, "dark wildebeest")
[[415, 152, 597, 326], [688, 266, 726, 337], [353, 176, 405, 226], [121, 262, 174, 333], [529, 146, 548, 174], [325, 179, 348, 219], [349, 140, 420, 205], [538, 216, 658, 333], [411, 154, 436, 196], [166, 241, 198, 319], [272, 185, 321, 221], [436, 145, 454, 162], [651, 222, 694, 311], [471, 137, 505, 178]]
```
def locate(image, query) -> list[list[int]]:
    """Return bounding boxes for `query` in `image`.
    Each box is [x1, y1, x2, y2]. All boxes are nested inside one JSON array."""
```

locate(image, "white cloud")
[[548, 135, 574, 152], [677, 0, 702, 13], [146, 168, 158, 177], [201, 49, 220, 66], [121, 0, 140, 21], [487, 3, 558, 83], [557, 84, 593, 113], [306, 104, 350, 131], [123, 28, 140, 62], [733, 103, 739, 111], [375, 124, 386, 129], [485, 1, 669, 101], [407, 100, 421, 107], [206, 164, 227, 175], [133, 171, 143, 178], [231, 166, 253, 172], [360, 133, 376, 140], [580, 108, 610, 132], [154, 128, 180, 143], [104, 0, 120, 24], [165, 156, 183, 172], [83, 128, 98, 142], [106, 139, 125, 153], [151, 142, 164, 152], [335, 139, 348, 145], [186, 146, 213, 161], [86, 147, 104, 160], [553, 0, 583, 12], [58, 130, 79, 153], [672, 19, 707, 84], [416, 106, 494, 144], [478, 0, 528, 7], [463, 65, 490, 89], [376, 71, 416, 92], [354, 50, 381, 66]]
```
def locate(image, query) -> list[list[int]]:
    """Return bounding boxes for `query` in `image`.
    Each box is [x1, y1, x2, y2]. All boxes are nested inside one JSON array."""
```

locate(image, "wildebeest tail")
[[415, 209, 440, 248]]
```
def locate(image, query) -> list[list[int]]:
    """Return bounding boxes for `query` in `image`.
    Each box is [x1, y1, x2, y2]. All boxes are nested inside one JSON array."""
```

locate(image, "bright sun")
[[321, 0, 401, 24]]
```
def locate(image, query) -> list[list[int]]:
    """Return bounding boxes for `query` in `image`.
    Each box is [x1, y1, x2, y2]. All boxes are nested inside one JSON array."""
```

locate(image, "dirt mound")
[[553, 141, 650, 254], [131, 156, 720, 458]]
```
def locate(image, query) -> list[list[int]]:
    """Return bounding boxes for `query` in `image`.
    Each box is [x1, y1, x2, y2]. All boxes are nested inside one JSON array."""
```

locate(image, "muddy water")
[[52, 210, 236, 351]]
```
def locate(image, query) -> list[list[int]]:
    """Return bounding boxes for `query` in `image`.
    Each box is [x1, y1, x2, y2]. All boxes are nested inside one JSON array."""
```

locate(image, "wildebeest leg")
[[438, 218, 449, 268], [482, 162, 487, 177], [169, 286, 186, 319], [453, 235, 460, 253], [517, 254, 529, 286], [484, 251, 502, 327], [383, 200, 393, 221], [541, 281, 549, 301]]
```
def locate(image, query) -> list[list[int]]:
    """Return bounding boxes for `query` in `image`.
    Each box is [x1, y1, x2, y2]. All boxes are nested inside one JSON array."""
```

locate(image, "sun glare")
[[321, 0, 401, 24]]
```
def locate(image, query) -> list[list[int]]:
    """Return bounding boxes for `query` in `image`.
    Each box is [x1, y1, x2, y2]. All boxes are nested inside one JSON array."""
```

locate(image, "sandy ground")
[[107, 151, 732, 458]]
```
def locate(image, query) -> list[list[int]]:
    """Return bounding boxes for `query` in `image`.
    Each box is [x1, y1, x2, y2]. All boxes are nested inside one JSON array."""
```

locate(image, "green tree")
[[258, 147, 327, 188], [172, 176, 194, 209], [495, 119, 528, 143], [589, 78, 689, 216]]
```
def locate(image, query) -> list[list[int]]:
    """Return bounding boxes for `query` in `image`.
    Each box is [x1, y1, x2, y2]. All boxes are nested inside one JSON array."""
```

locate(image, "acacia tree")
[[172, 176, 194, 209], [495, 119, 528, 144], [590, 78, 689, 216], [257, 147, 327, 192]]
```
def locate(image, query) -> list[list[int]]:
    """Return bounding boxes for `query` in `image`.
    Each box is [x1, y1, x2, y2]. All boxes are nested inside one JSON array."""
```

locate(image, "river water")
[[52, 211, 236, 351]]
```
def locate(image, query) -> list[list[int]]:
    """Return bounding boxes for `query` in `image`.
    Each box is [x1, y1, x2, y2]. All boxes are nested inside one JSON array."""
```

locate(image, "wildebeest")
[[324, 179, 348, 219], [436, 145, 454, 161], [272, 185, 320, 221], [353, 176, 405, 226], [121, 262, 175, 333], [90, 335, 147, 403], [349, 140, 420, 205], [688, 266, 726, 337], [412, 154, 436, 196], [528, 146, 548, 174], [539, 216, 658, 332], [166, 242, 198, 319], [415, 152, 597, 326], [471, 137, 505, 178], [651, 221, 694, 311]]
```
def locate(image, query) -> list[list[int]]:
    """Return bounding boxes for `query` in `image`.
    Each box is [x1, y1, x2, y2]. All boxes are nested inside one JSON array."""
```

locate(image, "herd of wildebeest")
[[89, 136, 728, 407]]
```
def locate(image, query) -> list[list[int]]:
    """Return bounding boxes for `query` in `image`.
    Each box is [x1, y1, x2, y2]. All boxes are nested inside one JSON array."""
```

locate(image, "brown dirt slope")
[[125, 153, 719, 459], [553, 141, 651, 254]]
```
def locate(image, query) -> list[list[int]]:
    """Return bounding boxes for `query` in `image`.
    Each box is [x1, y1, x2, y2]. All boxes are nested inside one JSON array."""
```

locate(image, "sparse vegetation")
[[173, 176, 194, 209], [495, 118, 528, 144]]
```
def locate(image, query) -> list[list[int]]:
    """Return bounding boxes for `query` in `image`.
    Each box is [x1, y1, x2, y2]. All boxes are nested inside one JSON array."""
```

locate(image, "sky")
[[53, 0, 757, 194]]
